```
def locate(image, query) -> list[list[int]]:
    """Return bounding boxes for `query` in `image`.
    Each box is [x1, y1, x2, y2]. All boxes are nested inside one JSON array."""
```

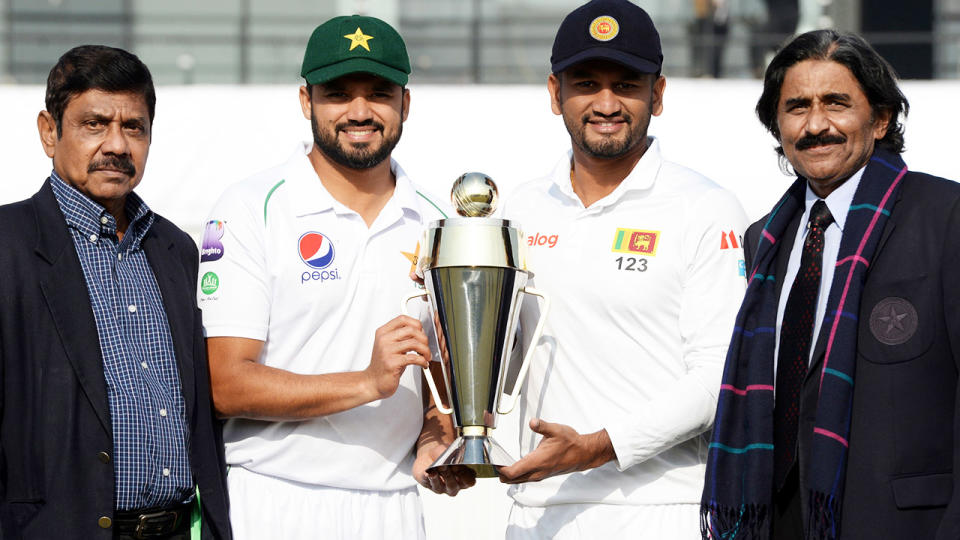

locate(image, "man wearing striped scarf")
[[702, 30, 960, 539]]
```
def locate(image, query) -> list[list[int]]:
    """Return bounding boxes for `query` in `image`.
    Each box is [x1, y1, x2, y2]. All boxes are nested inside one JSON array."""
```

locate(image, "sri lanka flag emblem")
[[612, 228, 659, 256]]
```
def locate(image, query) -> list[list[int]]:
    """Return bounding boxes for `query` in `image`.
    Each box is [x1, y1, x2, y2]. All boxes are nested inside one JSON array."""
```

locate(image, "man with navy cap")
[[197, 14, 472, 540], [497, 1, 748, 537]]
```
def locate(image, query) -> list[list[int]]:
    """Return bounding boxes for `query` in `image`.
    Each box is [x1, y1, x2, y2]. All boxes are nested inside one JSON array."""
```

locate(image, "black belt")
[[113, 501, 192, 539]]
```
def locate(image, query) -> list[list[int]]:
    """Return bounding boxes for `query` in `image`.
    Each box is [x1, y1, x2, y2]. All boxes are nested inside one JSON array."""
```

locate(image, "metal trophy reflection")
[[401, 172, 550, 478]]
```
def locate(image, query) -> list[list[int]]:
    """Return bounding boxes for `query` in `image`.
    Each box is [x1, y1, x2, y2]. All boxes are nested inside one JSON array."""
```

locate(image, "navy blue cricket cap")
[[551, 0, 663, 75]]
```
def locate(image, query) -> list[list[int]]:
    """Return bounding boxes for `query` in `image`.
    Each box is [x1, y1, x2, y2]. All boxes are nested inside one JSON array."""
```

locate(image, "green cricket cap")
[[301, 15, 411, 87]]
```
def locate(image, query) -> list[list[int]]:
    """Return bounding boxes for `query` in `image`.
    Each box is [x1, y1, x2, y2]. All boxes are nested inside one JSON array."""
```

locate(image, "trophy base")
[[426, 433, 515, 478]]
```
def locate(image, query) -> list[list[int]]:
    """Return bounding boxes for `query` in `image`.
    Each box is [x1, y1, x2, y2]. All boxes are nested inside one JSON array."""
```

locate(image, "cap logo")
[[589, 16, 619, 42], [344, 27, 374, 51]]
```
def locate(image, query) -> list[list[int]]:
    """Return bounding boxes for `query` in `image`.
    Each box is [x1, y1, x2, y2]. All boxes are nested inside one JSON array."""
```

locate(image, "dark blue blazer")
[[745, 168, 960, 539], [0, 180, 231, 539]]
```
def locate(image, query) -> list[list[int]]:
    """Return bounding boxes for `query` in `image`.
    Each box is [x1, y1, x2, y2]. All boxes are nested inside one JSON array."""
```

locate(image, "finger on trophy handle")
[[401, 290, 454, 415], [498, 286, 551, 415]]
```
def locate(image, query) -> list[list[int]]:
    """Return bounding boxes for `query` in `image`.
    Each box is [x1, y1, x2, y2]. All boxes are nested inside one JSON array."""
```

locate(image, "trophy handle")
[[498, 286, 550, 415], [400, 290, 455, 415]]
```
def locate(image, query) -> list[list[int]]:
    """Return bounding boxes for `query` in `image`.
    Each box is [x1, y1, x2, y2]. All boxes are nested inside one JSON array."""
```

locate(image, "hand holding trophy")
[[401, 173, 550, 478]]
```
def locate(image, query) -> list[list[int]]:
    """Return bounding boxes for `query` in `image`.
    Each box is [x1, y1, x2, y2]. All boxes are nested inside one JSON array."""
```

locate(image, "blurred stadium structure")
[[1, 0, 958, 84]]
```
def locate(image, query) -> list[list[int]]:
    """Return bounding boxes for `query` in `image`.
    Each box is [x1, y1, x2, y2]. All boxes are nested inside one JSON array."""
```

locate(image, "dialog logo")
[[200, 220, 225, 262], [298, 232, 336, 269], [527, 233, 558, 248]]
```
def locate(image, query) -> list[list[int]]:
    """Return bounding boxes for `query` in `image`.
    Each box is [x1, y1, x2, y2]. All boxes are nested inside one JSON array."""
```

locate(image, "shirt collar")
[[803, 165, 865, 233], [289, 142, 422, 220], [549, 137, 662, 207], [49, 170, 154, 248]]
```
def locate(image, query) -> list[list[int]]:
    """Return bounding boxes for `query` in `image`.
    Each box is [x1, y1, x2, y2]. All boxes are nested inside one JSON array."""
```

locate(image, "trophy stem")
[[426, 427, 515, 478]]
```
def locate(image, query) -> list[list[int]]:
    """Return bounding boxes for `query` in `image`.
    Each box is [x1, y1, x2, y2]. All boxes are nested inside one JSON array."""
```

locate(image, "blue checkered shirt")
[[50, 172, 192, 510]]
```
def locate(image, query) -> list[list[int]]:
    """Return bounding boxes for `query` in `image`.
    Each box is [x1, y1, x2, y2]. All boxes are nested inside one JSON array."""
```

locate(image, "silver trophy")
[[401, 173, 549, 478]]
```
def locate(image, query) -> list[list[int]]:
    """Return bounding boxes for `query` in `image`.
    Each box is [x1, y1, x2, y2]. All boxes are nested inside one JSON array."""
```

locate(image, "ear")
[[401, 87, 410, 122], [872, 108, 892, 141], [37, 110, 57, 159], [548, 73, 562, 116], [651, 76, 666, 117], [299, 85, 312, 121]]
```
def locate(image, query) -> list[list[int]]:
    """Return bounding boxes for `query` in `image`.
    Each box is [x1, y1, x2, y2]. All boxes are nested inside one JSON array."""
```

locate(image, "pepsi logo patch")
[[590, 16, 619, 42], [298, 232, 336, 269]]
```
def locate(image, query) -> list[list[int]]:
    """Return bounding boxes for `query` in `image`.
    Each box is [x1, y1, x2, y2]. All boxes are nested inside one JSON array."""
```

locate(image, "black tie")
[[774, 199, 834, 490]]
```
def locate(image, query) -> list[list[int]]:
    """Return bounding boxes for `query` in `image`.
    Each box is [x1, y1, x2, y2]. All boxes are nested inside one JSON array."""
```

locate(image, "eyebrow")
[[75, 110, 113, 121], [822, 92, 852, 103], [783, 97, 810, 108], [371, 83, 397, 93], [783, 92, 852, 108]]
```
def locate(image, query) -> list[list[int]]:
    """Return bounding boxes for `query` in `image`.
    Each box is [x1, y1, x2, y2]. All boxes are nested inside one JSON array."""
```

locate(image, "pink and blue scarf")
[[701, 149, 907, 539]]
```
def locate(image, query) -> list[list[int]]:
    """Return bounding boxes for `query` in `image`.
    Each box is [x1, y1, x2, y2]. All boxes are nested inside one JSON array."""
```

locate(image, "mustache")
[[336, 119, 384, 132], [88, 155, 136, 176], [795, 133, 846, 151], [581, 112, 632, 125]]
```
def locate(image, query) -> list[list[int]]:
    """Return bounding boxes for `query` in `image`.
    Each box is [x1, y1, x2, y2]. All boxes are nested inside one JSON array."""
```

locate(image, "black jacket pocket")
[[859, 275, 933, 364]]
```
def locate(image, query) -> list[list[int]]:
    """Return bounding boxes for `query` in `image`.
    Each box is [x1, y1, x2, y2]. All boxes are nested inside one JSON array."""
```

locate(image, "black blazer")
[[0, 181, 231, 539], [744, 169, 960, 539]]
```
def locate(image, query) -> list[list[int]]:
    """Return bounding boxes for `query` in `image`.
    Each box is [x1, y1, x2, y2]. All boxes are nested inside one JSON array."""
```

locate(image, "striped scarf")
[[701, 149, 908, 539]]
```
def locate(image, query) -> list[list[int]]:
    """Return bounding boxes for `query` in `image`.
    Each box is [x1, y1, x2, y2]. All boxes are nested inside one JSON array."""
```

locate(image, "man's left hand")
[[498, 418, 616, 484], [414, 441, 476, 496]]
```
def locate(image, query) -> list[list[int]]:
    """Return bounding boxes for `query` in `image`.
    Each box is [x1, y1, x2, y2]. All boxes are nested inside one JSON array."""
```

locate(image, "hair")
[[45, 45, 156, 137], [756, 29, 909, 158]]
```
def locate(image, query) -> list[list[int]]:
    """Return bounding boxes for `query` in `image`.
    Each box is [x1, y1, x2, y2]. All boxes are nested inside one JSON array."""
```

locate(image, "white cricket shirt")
[[197, 142, 447, 491], [502, 138, 749, 506]]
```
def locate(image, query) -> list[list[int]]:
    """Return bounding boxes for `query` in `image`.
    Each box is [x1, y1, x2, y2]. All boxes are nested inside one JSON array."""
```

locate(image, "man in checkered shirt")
[[0, 45, 230, 539]]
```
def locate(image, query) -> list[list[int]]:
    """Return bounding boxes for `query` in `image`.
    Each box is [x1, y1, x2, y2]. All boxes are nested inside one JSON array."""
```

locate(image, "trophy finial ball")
[[451, 172, 498, 217]]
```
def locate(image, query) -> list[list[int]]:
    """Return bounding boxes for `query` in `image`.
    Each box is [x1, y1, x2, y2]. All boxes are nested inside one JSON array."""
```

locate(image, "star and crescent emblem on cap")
[[344, 27, 374, 51], [589, 15, 619, 42]]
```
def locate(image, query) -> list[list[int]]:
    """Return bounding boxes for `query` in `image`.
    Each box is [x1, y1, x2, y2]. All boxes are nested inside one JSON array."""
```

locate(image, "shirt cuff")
[[604, 418, 642, 471], [201, 323, 267, 341]]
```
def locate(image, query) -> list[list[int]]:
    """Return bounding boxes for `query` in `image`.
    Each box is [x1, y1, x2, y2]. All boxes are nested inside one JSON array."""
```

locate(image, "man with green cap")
[[196, 15, 473, 539]]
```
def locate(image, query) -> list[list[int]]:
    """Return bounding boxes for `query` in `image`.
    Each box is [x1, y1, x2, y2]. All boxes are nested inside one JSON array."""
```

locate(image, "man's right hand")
[[364, 315, 432, 400]]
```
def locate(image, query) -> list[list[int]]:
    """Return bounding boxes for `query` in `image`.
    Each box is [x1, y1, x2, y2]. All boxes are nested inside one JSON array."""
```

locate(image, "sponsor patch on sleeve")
[[200, 220, 226, 262]]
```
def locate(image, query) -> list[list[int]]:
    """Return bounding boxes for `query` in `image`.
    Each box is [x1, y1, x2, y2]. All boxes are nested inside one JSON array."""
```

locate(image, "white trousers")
[[228, 467, 425, 540], [506, 501, 701, 539]]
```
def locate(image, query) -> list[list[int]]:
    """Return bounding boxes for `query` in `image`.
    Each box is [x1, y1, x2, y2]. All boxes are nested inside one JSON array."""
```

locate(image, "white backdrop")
[[2, 80, 958, 538]]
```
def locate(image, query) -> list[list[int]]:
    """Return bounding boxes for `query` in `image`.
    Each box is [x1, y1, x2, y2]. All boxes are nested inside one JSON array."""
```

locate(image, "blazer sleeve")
[[936, 196, 960, 540]]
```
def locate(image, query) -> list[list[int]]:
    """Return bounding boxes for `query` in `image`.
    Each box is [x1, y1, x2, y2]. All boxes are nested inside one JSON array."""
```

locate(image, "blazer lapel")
[[33, 182, 113, 435], [144, 229, 197, 419], [805, 182, 903, 383]]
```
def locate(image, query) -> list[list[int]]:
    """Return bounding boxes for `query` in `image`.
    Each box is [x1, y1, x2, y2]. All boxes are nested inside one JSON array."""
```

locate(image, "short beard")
[[563, 108, 649, 159], [311, 111, 401, 169]]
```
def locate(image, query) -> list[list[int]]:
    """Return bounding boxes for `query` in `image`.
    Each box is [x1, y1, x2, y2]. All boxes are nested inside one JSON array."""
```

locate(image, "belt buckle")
[[134, 509, 179, 539]]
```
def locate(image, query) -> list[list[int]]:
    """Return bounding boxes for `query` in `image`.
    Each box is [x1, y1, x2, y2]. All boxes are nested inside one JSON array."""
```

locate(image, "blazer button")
[[98, 516, 112, 528], [97, 451, 111, 464]]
